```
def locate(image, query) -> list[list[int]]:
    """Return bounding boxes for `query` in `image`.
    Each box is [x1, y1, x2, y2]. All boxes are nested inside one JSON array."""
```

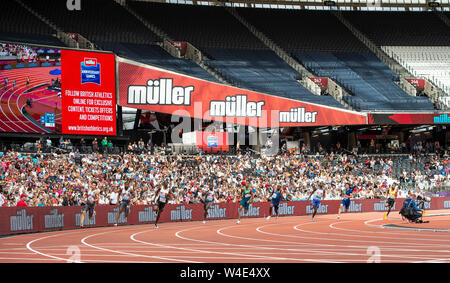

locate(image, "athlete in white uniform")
[[153, 181, 172, 228], [80, 182, 99, 228], [307, 183, 326, 222]]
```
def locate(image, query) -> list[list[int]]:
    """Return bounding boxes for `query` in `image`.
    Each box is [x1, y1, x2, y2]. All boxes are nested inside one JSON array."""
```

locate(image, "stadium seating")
[[234, 8, 435, 111], [21, 0, 160, 44], [382, 46, 450, 96], [342, 11, 450, 46], [96, 41, 221, 83], [236, 8, 369, 53], [204, 48, 345, 108], [293, 51, 434, 111], [127, 2, 267, 50], [0, 0, 64, 46], [124, 2, 346, 108], [0, 1, 443, 111]]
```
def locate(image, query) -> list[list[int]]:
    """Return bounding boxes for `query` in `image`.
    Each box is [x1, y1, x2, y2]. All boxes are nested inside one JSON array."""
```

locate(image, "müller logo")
[[127, 78, 193, 106], [45, 208, 64, 229], [279, 107, 318, 123], [139, 207, 157, 223], [84, 58, 97, 66], [108, 207, 127, 224], [10, 209, 33, 232], [241, 203, 260, 217], [171, 205, 193, 221], [209, 95, 265, 117], [81, 57, 101, 85], [206, 204, 226, 219], [434, 114, 450, 124]]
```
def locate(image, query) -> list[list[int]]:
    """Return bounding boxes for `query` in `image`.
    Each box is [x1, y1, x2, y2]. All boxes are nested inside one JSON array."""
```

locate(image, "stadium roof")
[[132, 0, 450, 11]]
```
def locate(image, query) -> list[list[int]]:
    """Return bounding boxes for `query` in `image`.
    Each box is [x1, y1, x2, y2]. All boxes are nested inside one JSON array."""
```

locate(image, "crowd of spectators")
[[0, 147, 448, 208], [0, 43, 38, 62]]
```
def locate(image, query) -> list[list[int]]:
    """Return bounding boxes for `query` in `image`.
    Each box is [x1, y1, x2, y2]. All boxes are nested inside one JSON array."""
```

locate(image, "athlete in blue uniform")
[[266, 186, 281, 220], [337, 184, 354, 219], [237, 183, 254, 224], [307, 183, 326, 222], [114, 183, 134, 226]]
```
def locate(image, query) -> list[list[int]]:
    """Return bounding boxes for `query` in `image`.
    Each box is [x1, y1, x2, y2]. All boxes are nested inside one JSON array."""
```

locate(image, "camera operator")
[[400, 191, 428, 223], [415, 191, 431, 216]]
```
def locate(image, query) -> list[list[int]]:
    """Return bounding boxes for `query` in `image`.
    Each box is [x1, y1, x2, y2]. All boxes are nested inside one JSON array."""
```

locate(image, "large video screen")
[[0, 42, 116, 135]]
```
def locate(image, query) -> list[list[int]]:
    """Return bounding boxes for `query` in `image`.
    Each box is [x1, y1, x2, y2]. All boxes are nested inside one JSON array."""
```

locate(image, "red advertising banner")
[[196, 131, 229, 152], [1, 197, 449, 236], [406, 78, 425, 89], [61, 50, 116, 135], [368, 113, 450, 125], [118, 58, 367, 128], [310, 77, 328, 88]]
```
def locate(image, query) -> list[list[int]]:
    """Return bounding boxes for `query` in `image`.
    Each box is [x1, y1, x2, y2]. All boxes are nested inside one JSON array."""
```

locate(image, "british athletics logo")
[[207, 135, 218, 148], [81, 58, 101, 85]]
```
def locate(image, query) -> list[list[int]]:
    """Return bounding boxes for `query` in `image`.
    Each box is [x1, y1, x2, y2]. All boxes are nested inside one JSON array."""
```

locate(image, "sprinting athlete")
[[236, 183, 254, 224], [384, 183, 399, 220], [153, 181, 173, 228], [266, 186, 281, 220], [115, 183, 133, 226], [80, 182, 99, 228], [202, 185, 217, 224], [307, 183, 326, 222], [337, 184, 354, 219]]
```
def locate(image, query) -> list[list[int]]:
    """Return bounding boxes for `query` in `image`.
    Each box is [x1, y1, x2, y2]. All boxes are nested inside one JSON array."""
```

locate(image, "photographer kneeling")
[[399, 191, 425, 223]]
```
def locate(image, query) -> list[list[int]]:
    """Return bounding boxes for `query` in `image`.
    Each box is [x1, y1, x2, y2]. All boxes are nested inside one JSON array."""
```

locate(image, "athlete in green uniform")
[[236, 183, 254, 224]]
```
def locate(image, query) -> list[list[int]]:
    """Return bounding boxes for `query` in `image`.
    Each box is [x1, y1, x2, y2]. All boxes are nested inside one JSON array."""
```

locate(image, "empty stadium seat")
[[236, 8, 369, 53], [0, 0, 64, 46], [382, 46, 450, 95], [21, 0, 160, 44], [204, 48, 345, 108], [343, 11, 450, 46], [293, 51, 435, 111], [127, 2, 267, 50]]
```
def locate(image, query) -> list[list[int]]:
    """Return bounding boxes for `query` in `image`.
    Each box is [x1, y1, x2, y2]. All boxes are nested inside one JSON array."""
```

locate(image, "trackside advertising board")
[[117, 58, 367, 128], [1, 197, 449, 236]]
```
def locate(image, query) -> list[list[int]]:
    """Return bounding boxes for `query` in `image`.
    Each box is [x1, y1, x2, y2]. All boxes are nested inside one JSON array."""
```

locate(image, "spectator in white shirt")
[[109, 189, 119, 205]]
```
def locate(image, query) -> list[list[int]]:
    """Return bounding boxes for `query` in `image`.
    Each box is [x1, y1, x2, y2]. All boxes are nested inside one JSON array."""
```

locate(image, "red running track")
[[1, 210, 450, 263]]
